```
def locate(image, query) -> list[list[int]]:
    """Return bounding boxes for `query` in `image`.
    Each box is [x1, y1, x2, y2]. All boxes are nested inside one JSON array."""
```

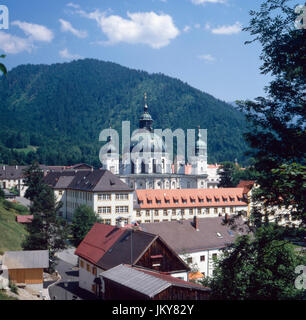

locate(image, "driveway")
[[49, 250, 97, 300], [15, 196, 31, 208]]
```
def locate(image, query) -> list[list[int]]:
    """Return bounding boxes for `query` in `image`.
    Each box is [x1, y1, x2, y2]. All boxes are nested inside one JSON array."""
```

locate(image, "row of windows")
[[97, 206, 129, 214], [136, 207, 235, 217], [100, 218, 129, 225], [79, 259, 97, 276], [97, 193, 129, 201], [69, 190, 93, 201], [186, 253, 217, 264]]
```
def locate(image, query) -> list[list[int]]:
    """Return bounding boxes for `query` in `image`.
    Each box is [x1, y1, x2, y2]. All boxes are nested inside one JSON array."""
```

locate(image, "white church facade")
[[100, 94, 220, 190]]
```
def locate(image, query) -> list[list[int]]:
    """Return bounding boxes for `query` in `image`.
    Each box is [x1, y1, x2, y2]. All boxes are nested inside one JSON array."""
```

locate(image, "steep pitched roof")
[[75, 222, 189, 272], [74, 223, 125, 265], [140, 216, 248, 253], [44, 169, 133, 192], [0, 165, 27, 180], [75, 223, 157, 270]]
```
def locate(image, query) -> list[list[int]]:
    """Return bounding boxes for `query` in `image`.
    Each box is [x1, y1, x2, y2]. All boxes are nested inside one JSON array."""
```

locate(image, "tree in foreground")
[[22, 163, 69, 271], [202, 224, 306, 300], [71, 205, 101, 247], [237, 0, 306, 226], [0, 54, 7, 76], [207, 0, 306, 300]]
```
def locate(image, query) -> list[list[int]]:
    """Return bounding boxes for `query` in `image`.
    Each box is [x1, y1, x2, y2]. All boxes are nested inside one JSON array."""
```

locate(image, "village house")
[[0, 250, 49, 290], [140, 216, 248, 278], [100, 264, 210, 300], [74, 222, 190, 296], [133, 187, 249, 224], [0, 163, 92, 197], [44, 168, 134, 223]]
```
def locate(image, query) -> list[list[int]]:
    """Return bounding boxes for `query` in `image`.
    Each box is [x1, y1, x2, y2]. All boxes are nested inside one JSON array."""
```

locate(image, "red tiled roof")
[[237, 180, 255, 188], [207, 164, 221, 169], [16, 215, 33, 223], [74, 223, 125, 265], [136, 188, 247, 209]]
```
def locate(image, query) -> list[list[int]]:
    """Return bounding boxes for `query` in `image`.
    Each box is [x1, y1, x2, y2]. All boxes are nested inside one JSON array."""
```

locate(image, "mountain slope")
[[0, 58, 249, 166]]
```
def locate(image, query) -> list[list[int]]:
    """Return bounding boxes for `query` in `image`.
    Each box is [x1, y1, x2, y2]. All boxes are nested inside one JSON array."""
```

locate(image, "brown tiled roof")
[[136, 188, 247, 209], [140, 216, 248, 253]]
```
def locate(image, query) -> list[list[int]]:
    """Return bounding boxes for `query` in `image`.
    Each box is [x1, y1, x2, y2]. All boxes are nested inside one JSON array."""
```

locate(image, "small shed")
[[2, 250, 49, 286], [100, 264, 210, 300]]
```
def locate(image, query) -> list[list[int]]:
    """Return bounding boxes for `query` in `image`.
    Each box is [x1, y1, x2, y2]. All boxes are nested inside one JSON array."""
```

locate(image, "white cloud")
[[59, 19, 87, 38], [66, 2, 80, 9], [194, 24, 201, 29], [183, 25, 191, 33], [59, 48, 82, 60], [198, 54, 216, 62], [205, 23, 211, 30], [78, 10, 180, 49], [11, 20, 54, 42], [191, 0, 226, 4], [211, 21, 242, 35], [0, 31, 32, 54]]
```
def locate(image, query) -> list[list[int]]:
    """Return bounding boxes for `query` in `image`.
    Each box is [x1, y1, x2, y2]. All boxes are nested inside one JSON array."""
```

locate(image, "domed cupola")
[[139, 93, 153, 132], [196, 126, 206, 156]]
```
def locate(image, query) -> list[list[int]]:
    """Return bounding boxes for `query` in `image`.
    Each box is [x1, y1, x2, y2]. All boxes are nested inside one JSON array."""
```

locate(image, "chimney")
[[193, 216, 199, 231]]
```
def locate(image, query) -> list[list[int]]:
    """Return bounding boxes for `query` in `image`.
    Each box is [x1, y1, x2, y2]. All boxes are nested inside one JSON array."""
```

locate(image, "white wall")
[[78, 258, 103, 294], [180, 248, 222, 278]]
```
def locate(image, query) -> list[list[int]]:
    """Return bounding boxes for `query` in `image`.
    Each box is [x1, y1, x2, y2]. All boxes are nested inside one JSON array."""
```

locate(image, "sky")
[[0, 0, 272, 102]]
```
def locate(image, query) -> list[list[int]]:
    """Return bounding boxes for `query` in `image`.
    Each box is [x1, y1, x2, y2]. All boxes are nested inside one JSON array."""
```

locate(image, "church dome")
[[130, 129, 167, 154]]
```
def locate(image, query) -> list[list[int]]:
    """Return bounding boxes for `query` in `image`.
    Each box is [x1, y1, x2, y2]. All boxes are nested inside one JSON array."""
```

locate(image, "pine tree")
[[22, 163, 69, 271]]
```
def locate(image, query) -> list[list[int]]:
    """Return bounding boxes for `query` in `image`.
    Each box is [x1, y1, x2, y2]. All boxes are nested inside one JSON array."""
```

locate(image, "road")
[[48, 250, 97, 300]]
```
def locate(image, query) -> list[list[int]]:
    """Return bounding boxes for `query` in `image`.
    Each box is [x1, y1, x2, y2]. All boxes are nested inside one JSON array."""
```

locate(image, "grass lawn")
[[0, 290, 18, 300], [12, 145, 38, 154], [0, 199, 29, 254]]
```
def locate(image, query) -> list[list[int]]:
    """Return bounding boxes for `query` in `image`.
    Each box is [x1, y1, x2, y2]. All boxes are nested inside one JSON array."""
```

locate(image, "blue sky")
[[0, 0, 271, 102]]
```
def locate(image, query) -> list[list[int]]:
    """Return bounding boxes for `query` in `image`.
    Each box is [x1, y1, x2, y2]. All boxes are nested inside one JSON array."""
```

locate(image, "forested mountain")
[[0, 58, 249, 166]]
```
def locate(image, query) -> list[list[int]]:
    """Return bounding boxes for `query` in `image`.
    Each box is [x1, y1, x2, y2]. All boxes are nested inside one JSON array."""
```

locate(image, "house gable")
[[135, 237, 189, 274]]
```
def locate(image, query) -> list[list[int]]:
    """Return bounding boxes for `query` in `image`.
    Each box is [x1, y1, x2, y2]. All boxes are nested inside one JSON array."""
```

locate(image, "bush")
[[2, 200, 29, 214], [9, 282, 18, 295]]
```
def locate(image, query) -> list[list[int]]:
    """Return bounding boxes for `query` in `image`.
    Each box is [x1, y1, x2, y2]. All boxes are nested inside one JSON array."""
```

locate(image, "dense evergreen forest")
[[0, 58, 249, 167]]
